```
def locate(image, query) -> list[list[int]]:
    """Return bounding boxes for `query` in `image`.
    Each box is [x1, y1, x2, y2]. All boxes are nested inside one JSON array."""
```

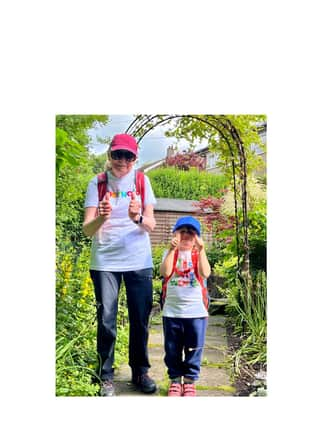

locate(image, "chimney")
[[166, 145, 175, 158]]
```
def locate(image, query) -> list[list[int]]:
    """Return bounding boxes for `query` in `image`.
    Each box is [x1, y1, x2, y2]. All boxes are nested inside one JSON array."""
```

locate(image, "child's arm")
[[159, 232, 180, 277], [194, 235, 211, 278]]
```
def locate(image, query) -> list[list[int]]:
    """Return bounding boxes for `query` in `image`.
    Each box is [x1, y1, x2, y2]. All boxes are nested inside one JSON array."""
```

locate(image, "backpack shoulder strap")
[[97, 171, 108, 201], [191, 250, 201, 282], [161, 249, 179, 307], [191, 250, 209, 310], [135, 170, 145, 210]]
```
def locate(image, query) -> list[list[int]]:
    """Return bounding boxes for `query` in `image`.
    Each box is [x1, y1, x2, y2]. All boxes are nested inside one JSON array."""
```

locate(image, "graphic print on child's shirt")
[[163, 250, 208, 318], [169, 256, 199, 288]]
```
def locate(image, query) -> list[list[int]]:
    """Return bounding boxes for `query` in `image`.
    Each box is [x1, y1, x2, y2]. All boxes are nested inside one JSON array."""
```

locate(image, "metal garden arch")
[[125, 115, 252, 285]]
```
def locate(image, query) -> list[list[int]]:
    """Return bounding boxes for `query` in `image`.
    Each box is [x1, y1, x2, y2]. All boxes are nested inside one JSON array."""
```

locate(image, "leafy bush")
[[152, 244, 167, 279], [56, 163, 93, 251], [165, 152, 206, 170], [248, 201, 267, 272], [221, 177, 267, 273], [56, 245, 129, 396]]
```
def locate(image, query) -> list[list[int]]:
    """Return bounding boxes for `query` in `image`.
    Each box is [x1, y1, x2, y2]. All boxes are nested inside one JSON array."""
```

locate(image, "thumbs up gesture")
[[98, 192, 112, 220], [194, 234, 205, 252], [128, 191, 141, 222], [170, 231, 181, 250]]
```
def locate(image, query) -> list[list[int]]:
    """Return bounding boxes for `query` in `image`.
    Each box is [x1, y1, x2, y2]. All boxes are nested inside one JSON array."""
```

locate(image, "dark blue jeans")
[[90, 268, 153, 381], [163, 316, 208, 381]]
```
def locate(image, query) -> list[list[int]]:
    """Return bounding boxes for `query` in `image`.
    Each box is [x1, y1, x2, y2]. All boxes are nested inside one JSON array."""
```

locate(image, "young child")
[[159, 216, 211, 397]]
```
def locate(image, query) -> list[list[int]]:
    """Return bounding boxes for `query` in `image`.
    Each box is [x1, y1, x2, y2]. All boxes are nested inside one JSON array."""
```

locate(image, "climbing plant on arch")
[[126, 114, 266, 287]]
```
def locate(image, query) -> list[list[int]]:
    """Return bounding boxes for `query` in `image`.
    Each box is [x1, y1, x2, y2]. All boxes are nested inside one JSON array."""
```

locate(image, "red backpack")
[[97, 170, 146, 207], [161, 249, 209, 311]]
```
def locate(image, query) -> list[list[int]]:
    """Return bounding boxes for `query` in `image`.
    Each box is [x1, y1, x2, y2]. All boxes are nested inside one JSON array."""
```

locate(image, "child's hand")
[[194, 234, 205, 252], [170, 231, 180, 250]]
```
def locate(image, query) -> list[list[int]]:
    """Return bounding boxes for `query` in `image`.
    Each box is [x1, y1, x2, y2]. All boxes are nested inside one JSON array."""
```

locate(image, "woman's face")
[[109, 150, 137, 177]]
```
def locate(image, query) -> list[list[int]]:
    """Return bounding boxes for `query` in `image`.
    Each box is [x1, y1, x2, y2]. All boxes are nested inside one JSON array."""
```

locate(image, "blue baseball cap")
[[172, 216, 201, 236]]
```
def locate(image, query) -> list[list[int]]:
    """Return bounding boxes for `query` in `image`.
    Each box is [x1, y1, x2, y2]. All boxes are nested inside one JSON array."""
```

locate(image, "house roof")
[[154, 198, 198, 212], [138, 159, 165, 173]]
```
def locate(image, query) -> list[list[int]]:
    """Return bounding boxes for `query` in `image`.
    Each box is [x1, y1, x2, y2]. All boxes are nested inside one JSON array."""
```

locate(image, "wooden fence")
[[149, 198, 212, 246]]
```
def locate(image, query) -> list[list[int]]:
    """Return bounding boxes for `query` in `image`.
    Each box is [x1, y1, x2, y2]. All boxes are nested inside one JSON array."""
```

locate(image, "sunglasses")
[[110, 150, 136, 162], [178, 227, 196, 235]]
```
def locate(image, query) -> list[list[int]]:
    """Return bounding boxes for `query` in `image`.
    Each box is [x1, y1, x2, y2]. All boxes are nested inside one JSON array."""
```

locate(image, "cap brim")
[[174, 225, 200, 236], [110, 145, 137, 155]]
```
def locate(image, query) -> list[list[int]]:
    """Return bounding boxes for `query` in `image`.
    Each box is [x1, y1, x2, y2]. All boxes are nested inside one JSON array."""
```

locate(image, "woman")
[[83, 134, 157, 396]]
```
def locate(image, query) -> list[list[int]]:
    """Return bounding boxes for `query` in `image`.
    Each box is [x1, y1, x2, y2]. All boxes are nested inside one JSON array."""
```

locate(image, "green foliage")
[[164, 114, 266, 180], [147, 167, 229, 199], [56, 115, 109, 147], [89, 152, 108, 174], [56, 246, 129, 396], [222, 176, 266, 215], [56, 162, 93, 251], [55, 114, 131, 396], [152, 244, 167, 279], [56, 245, 99, 396], [56, 115, 110, 249], [56, 115, 109, 174], [223, 271, 267, 371], [211, 176, 267, 274], [248, 200, 267, 272], [151, 245, 168, 309], [55, 114, 267, 394], [214, 255, 239, 294], [56, 128, 87, 174]]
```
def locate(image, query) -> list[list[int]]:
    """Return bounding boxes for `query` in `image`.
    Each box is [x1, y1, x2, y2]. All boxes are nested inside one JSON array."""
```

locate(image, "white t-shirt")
[[162, 250, 208, 318], [84, 169, 156, 271]]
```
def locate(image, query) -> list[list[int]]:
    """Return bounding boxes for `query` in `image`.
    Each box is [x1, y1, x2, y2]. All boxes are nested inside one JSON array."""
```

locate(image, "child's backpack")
[[160, 249, 210, 311], [97, 170, 146, 207]]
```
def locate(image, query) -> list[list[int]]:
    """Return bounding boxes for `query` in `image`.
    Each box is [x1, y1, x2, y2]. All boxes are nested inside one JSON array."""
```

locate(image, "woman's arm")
[[82, 207, 108, 237], [83, 187, 112, 237], [128, 192, 156, 233], [139, 204, 156, 233]]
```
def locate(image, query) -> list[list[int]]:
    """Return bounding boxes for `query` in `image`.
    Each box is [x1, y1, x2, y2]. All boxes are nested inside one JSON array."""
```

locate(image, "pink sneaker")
[[168, 382, 182, 396], [182, 383, 196, 396]]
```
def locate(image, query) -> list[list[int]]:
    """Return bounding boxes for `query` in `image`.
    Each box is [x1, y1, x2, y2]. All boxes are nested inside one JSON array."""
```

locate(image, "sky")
[[87, 114, 208, 168]]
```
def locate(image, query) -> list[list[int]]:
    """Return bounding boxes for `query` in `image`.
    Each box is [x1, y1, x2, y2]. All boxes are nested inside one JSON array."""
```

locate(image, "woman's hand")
[[98, 192, 112, 220], [128, 192, 141, 222]]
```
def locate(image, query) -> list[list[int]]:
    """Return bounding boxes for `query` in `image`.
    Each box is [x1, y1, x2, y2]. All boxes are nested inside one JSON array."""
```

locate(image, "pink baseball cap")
[[110, 134, 138, 155]]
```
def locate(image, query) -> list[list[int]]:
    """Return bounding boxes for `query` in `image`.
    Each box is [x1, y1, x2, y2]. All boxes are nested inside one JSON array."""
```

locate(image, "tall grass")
[[224, 271, 267, 373]]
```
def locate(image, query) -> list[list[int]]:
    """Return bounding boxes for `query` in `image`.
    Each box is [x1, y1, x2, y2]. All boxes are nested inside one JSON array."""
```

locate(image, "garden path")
[[113, 314, 235, 397]]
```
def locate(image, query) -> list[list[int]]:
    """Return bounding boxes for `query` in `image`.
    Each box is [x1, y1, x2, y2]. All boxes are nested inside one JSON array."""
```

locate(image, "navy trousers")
[[90, 268, 153, 381], [163, 316, 207, 381]]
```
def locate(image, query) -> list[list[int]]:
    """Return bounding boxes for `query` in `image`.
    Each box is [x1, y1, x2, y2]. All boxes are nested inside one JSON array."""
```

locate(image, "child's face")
[[177, 227, 196, 250]]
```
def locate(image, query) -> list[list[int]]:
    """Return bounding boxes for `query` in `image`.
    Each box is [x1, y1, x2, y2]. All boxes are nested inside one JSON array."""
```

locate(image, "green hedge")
[[147, 167, 229, 199]]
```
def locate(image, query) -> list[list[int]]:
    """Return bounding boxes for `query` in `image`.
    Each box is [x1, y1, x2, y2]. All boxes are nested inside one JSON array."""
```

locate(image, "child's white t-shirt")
[[84, 169, 156, 271], [162, 250, 208, 318]]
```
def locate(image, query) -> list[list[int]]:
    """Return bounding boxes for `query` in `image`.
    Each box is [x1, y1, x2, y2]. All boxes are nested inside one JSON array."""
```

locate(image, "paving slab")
[[113, 314, 235, 397]]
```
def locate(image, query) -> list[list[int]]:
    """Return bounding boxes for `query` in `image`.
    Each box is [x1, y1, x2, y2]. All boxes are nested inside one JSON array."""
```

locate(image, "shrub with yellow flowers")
[[56, 244, 129, 396]]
